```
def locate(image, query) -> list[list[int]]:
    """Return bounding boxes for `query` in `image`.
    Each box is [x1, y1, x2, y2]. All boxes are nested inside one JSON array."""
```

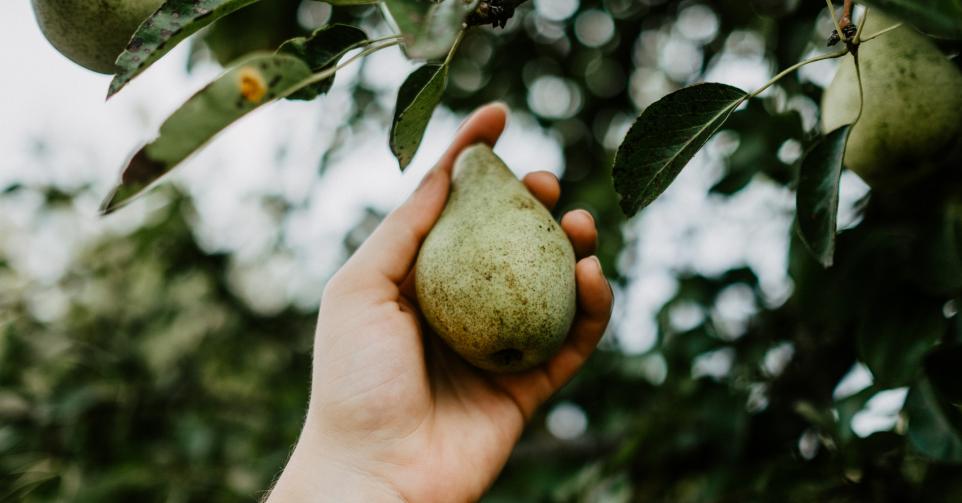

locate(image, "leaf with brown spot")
[[101, 53, 312, 214]]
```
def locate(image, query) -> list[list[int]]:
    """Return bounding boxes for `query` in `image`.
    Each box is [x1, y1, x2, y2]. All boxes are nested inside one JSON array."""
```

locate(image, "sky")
[[1, 0, 898, 438]]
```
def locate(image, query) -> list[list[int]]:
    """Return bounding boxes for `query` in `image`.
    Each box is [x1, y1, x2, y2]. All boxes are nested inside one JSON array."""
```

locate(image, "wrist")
[[266, 431, 405, 503]]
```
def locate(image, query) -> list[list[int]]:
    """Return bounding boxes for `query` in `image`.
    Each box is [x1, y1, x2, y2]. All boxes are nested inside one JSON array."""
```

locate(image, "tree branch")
[[840, 0, 854, 29], [466, 0, 531, 28]]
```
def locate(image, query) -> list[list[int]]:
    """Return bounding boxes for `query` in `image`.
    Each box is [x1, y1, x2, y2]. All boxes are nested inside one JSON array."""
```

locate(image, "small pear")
[[821, 13, 962, 187], [31, 0, 163, 74], [416, 144, 577, 372]]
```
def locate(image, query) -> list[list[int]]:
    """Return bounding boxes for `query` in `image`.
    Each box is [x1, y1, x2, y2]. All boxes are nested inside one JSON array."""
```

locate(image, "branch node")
[[466, 0, 521, 28]]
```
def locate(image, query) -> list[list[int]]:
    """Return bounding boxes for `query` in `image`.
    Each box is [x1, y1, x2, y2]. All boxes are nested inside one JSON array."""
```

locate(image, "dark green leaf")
[[100, 53, 313, 214], [857, 293, 945, 388], [382, 0, 477, 60], [860, 0, 962, 39], [924, 344, 962, 404], [612, 83, 748, 217], [914, 208, 962, 295], [795, 126, 851, 268], [276, 24, 368, 101], [906, 376, 962, 462], [108, 0, 261, 98], [390, 64, 449, 170]]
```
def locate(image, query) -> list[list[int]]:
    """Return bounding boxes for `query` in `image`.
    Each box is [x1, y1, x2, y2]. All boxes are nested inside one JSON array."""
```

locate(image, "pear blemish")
[[416, 144, 577, 372]]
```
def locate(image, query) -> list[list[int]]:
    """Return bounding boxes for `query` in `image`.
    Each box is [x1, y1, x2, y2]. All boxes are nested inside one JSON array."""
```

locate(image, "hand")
[[267, 103, 613, 503]]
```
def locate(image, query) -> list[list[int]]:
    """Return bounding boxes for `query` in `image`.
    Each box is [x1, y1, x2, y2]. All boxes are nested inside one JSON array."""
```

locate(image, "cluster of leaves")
[[100, 0, 485, 212], [4, 0, 962, 501]]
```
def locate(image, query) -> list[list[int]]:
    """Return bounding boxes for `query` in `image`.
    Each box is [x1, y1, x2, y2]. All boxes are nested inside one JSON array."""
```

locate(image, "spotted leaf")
[[101, 53, 313, 214]]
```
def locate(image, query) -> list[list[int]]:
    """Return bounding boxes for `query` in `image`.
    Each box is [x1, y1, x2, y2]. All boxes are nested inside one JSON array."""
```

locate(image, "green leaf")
[[382, 0, 478, 60], [390, 63, 449, 170], [906, 375, 962, 463], [276, 24, 368, 101], [108, 0, 262, 98], [924, 344, 962, 404], [857, 293, 946, 388], [795, 126, 851, 268], [914, 207, 962, 295], [860, 0, 962, 39], [100, 53, 313, 214], [612, 83, 748, 217]]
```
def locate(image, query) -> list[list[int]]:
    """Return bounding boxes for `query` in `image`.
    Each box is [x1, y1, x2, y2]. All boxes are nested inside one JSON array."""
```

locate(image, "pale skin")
[[266, 103, 614, 503]]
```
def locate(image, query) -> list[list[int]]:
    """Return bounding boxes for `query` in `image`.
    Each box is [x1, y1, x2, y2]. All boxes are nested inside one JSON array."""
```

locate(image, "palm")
[[296, 104, 612, 503]]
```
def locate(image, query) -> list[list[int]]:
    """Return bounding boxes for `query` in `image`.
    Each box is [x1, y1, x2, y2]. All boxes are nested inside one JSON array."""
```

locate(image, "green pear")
[[416, 144, 577, 372], [31, 0, 163, 74], [821, 12, 962, 187]]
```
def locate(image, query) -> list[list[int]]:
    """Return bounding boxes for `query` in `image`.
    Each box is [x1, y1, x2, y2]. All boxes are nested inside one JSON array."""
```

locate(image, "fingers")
[[437, 103, 509, 176], [489, 256, 613, 421], [335, 104, 509, 292], [522, 171, 561, 210], [542, 256, 613, 392], [561, 210, 598, 259]]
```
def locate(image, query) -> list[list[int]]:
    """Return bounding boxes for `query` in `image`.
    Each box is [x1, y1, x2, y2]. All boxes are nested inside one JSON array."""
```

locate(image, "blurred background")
[[3, 0, 962, 501]]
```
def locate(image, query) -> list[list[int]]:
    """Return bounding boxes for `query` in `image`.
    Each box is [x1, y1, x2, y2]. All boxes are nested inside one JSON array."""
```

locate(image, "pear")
[[416, 144, 577, 372], [31, 0, 163, 74], [821, 12, 962, 187]]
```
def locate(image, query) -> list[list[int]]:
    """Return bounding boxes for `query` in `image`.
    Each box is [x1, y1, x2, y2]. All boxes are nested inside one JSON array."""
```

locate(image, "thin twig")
[[368, 34, 405, 45], [747, 49, 850, 100], [279, 41, 401, 101], [826, 0, 847, 43], [860, 22, 903, 42], [444, 29, 467, 66], [853, 8, 868, 43]]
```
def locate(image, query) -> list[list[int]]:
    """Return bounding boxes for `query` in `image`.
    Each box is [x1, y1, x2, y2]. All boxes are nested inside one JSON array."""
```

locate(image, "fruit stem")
[[279, 40, 401, 101], [747, 48, 849, 100], [852, 52, 865, 125]]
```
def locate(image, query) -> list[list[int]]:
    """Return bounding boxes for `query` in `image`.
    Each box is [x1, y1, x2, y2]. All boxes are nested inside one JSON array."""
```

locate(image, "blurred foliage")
[[5, 0, 962, 501]]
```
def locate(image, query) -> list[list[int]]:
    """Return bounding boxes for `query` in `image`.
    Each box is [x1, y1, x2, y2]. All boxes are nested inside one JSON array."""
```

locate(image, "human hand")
[[267, 103, 613, 503]]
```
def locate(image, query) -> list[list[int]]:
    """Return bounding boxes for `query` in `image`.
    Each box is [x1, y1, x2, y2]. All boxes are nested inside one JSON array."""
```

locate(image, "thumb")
[[340, 166, 450, 287], [334, 103, 509, 293]]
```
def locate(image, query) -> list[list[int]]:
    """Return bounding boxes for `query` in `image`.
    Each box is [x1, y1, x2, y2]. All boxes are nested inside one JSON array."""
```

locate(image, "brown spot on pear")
[[31, 0, 163, 74], [821, 13, 962, 188], [416, 144, 577, 372]]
